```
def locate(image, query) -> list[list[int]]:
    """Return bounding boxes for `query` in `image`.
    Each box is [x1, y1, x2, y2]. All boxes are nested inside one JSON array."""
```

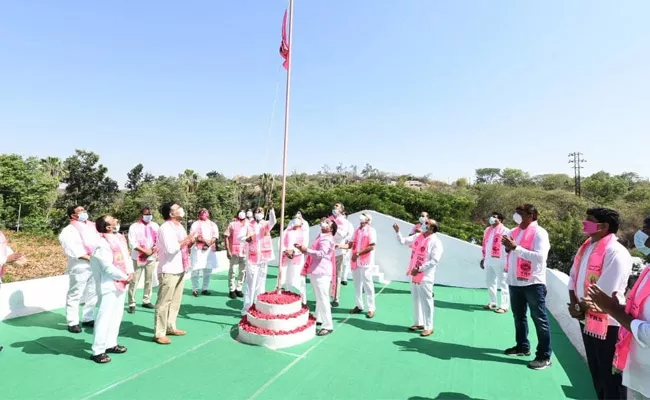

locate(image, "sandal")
[[495, 308, 508, 314], [106, 345, 127, 354], [408, 325, 424, 331], [90, 353, 111, 364], [316, 329, 332, 336]]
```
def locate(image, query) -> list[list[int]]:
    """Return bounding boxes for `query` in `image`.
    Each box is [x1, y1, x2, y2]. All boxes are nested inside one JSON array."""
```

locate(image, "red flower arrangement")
[[248, 304, 308, 320], [239, 314, 316, 336], [257, 290, 301, 305]]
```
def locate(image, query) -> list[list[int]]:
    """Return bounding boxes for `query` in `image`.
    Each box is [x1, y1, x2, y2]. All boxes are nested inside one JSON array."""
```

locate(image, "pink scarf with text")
[[407, 233, 432, 284], [71, 219, 98, 255], [505, 224, 537, 280], [482, 224, 507, 259], [350, 226, 371, 270], [102, 233, 129, 291]]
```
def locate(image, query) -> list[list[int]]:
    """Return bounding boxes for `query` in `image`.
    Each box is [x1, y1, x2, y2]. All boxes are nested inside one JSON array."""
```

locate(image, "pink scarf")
[[282, 228, 304, 265], [301, 234, 337, 297], [0, 231, 8, 278], [612, 267, 650, 373], [570, 234, 616, 339], [350, 226, 371, 270], [135, 220, 158, 266], [505, 224, 537, 280], [195, 220, 217, 251], [247, 221, 273, 264], [71, 219, 98, 255], [482, 224, 507, 259], [407, 234, 432, 284], [102, 233, 129, 291]]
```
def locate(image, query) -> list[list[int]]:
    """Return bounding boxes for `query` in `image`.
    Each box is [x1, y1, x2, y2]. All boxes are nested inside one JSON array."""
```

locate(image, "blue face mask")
[[332, 209, 339, 216], [77, 212, 88, 222], [143, 215, 153, 223]]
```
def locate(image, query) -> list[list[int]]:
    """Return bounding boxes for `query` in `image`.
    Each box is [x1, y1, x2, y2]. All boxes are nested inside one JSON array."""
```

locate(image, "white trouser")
[[281, 262, 307, 304], [242, 262, 267, 315], [92, 289, 126, 355], [191, 269, 212, 291], [411, 281, 434, 330], [339, 250, 351, 282], [66, 264, 97, 326], [485, 261, 509, 309], [311, 274, 333, 330], [352, 265, 376, 312]]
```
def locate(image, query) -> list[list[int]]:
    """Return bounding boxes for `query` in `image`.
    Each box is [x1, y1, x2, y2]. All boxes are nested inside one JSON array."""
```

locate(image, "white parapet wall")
[[0, 251, 230, 321], [2, 212, 586, 362]]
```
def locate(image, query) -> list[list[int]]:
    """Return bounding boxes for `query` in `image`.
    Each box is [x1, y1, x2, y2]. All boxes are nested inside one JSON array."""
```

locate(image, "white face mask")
[[634, 230, 650, 255], [421, 224, 428, 232], [513, 213, 523, 225], [332, 209, 339, 216], [246, 211, 253, 219], [114, 225, 121, 233], [419, 216, 426, 224], [238, 212, 246, 220], [175, 208, 185, 218], [254, 213, 264, 221], [320, 222, 329, 230], [291, 218, 301, 227], [359, 215, 368, 224], [488, 216, 496, 225]]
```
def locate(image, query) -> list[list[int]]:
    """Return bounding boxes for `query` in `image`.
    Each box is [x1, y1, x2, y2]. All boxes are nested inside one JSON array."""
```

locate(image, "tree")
[[533, 174, 573, 191], [581, 171, 628, 204], [125, 163, 144, 191], [500, 168, 532, 187], [475, 168, 501, 184]]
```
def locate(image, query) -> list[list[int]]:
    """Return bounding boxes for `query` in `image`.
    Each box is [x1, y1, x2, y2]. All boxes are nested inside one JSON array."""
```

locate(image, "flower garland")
[[257, 290, 301, 305], [239, 314, 316, 336], [248, 304, 309, 320]]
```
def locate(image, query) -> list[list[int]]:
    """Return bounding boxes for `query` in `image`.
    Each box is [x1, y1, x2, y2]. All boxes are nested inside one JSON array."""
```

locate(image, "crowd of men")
[[0, 201, 649, 399]]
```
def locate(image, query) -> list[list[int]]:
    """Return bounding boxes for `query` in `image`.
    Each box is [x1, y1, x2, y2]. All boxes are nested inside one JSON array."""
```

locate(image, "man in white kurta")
[[331, 203, 354, 307], [480, 212, 510, 312], [189, 209, 219, 296], [127, 207, 159, 313], [347, 212, 378, 318], [394, 218, 443, 336], [224, 211, 247, 299], [280, 217, 310, 304], [238, 207, 276, 315], [1, 229, 27, 353], [90, 216, 134, 363], [59, 205, 100, 333]]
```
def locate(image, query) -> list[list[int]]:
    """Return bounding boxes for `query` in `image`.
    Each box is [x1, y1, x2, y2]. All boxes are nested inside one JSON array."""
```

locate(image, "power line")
[[568, 152, 586, 197]]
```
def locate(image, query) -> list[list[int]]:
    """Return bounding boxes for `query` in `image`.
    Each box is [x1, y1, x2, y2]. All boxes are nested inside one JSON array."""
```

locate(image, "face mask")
[[295, 212, 302, 219], [359, 215, 368, 224], [113, 225, 120, 234], [513, 213, 523, 225], [143, 215, 153, 223], [421, 224, 428, 232], [238, 212, 246, 220], [332, 209, 339, 217], [291, 218, 301, 227], [582, 220, 600, 235], [255, 213, 263, 221], [246, 211, 253, 219], [320, 222, 329, 229], [488, 216, 496, 225], [77, 212, 88, 222], [419, 216, 426, 224], [634, 230, 650, 255], [176, 208, 185, 218]]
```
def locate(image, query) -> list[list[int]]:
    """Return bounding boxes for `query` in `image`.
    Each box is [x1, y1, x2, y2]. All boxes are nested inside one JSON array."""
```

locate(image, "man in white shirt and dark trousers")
[[501, 204, 553, 370], [568, 208, 631, 400]]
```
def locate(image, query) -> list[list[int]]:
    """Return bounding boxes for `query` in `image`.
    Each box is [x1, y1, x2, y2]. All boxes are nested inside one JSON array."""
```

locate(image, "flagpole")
[[276, 0, 294, 292]]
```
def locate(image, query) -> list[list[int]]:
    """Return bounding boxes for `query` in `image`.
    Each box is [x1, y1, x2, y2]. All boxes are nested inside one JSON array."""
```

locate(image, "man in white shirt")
[[330, 203, 354, 307], [225, 210, 247, 299], [1, 228, 27, 353], [394, 217, 443, 337], [127, 206, 159, 313], [59, 205, 100, 333], [154, 202, 196, 345], [480, 212, 510, 313], [89, 215, 134, 363], [343, 212, 377, 318], [568, 208, 631, 400], [501, 204, 552, 370], [189, 208, 219, 296]]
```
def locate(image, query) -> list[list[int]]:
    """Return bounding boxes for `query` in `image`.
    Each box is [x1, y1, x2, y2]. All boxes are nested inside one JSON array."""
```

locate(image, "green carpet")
[[1, 269, 594, 400]]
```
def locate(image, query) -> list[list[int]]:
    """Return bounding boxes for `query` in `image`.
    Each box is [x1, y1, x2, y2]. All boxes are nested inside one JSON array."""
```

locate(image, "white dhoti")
[[242, 262, 268, 315], [352, 265, 376, 312], [412, 281, 434, 330], [66, 264, 97, 326], [92, 289, 126, 355], [485, 261, 509, 309], [190, 247, 218, 292], [311, 274, 333, 330], [281, 257, 307, 304]]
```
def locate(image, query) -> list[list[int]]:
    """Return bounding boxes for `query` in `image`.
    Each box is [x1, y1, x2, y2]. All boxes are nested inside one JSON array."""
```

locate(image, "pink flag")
[[279, 10, 289, 70]]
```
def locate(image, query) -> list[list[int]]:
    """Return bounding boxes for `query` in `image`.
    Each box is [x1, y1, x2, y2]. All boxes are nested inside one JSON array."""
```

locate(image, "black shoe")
[[201, 290, 211, 296], [0, 345, 3, 352], [504, 346, 530, 356], [332, 301, 339, 307], [235, 290, 243, 298], [81, 321, 95, 328], [192, 290, 199, 297], [90, 353, 111, 364], [106, 345, 128, 354], [528, 358, 551, 370], [127, 306, 135, 314], [341, 281, 348, 286], [68, 325, 82, 333], [229, 291, 237, 299], [142, 303, 154, 309]]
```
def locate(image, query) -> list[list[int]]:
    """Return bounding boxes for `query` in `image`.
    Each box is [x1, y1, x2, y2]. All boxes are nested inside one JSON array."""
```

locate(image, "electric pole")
[[568, 152, 586, 197]]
